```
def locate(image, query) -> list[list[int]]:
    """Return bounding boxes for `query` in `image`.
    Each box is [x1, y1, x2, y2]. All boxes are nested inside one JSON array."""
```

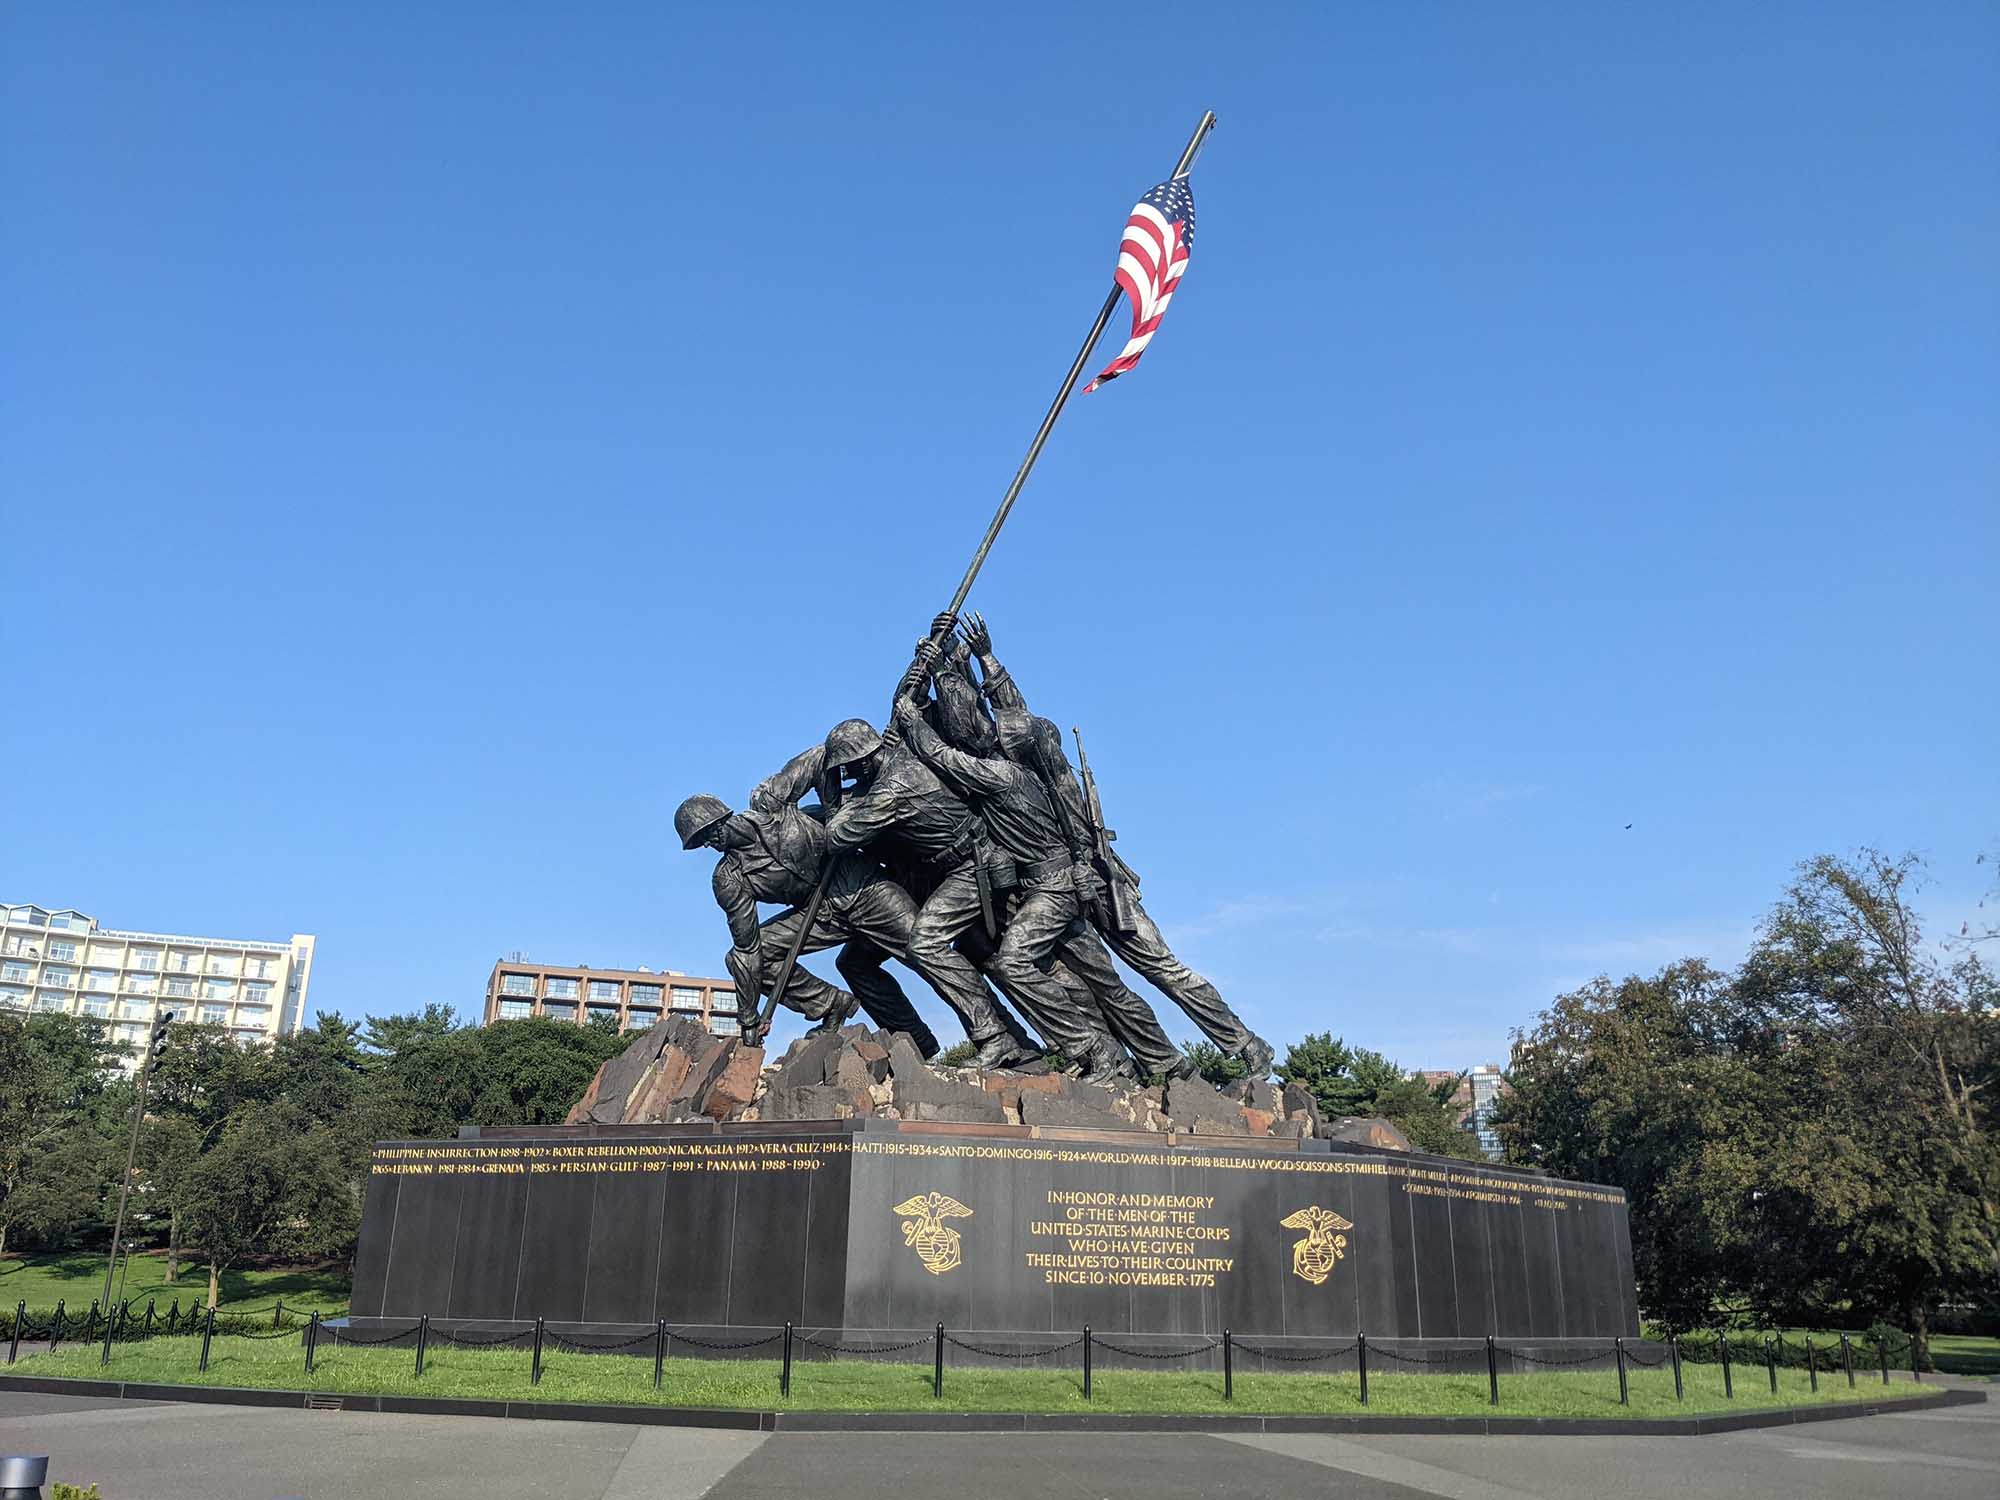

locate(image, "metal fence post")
[[1805, 1335, 1816, 1392], [1614, 1337, 1628, 1406], [7, 1302, 23, 1366], [274, 1299, 284, 1331], [166, 1302, 179, 1337], [143, 1299, 156, 1340], [1911, 1332, 1921, 1382], [305, 1312, 320, 1375], [780, 1322, 793, 1398], [99, 1299, 116, 1368], [1670, 1336, 1682, 1401], [199, 1306, 216, 1373], [1840, 1332, 1853, 1388], [1222, 1328, 1233, 1402], [1764, 1336, 1777, 1395], [530, 1317, 544, 1386], [933, 1323, 945, 1400], [1878, 1335, 1889, 1385], [50, 1301, 64, 1352], [653, 1320, 666, 1390], [84, 1302, 98, 1344], [1486, 1334, 1499, 1406], [1719, 1331, 1732, 1398], [414, 1314, 430, 1377], [1357, 1332, 1369, 1406], [1081, 1325, 1092, 1400]]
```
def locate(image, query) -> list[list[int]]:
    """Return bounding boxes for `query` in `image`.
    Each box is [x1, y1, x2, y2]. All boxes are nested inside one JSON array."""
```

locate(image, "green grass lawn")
[[0, 1252, 350, 1318], [0, 1333, 1939, 1418]]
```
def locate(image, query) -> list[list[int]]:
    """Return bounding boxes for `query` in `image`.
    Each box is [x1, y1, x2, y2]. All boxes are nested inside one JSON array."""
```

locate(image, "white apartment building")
[[0, 902, 316, 1066]]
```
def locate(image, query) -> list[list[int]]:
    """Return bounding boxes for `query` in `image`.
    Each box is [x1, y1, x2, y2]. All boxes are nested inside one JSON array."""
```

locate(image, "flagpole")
[[751, 111, 1217, 1045]]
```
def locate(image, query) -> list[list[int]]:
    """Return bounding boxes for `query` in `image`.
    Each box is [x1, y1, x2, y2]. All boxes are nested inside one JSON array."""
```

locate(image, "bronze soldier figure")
[[891, 660, 1132, 1082], [910, 644, 1183, 1082], [673, 763, 940, 1056], [961, 613, 1276, 1077], [753, 720, 1038, 1071]]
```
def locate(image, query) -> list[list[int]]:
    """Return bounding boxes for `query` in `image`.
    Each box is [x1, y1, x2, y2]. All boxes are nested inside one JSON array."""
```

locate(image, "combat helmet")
[[823, 718, 883, 769], [674, 794, 732, 850]]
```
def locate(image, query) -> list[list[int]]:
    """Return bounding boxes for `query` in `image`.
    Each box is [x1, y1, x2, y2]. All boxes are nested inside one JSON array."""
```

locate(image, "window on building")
[[120, 1000, 153, 1020], [207, 957, 235, 975], [497, 999, 533, 1021], [0, 987, 28, 1011], [669, 986, 702, 1013], [242, 983, 271, 1005], [48, 940, 78, 961], [545, 978, 578, 999], [586, 1004, 619, 1026], [173, 952, 196, 973], [133, 951, 160, 971], [709, 990, 737, 1015], [165, 978, 196, 998], [542, 1001, 577, 1021], [126, 974, 158, 994], [20, 911, 47, 926], [587, 980, 620, 1001], [0, 962, 29, 983], [199, 1004, 229, 1025], [250, 957, 272, 978], [48, 914, 72, 930], [626, 1007, 661, 1030], [81, 997, 112, 1019], [500, 973, 534, 997], [43, 968, 74, 988], [85, 970, 117, 992], [35, 991, 67, 1012], [628, 983, 662, 1005], [708, 1014, 740, 1037], [204, 978, 235, 1001]]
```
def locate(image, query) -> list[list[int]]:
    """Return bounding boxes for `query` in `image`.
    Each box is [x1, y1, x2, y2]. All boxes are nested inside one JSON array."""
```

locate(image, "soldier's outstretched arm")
[[961, 611, 1027, 714], [893, 692, 1013, 799], [750, 744, 827, 813]]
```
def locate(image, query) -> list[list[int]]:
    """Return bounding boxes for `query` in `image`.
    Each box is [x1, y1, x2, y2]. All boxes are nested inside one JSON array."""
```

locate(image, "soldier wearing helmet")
[[890, 654, 1134, 1084], [673, 759, 939, 1056], [958, 612, 1276, 1078], [748, 701, 1039, 1071]]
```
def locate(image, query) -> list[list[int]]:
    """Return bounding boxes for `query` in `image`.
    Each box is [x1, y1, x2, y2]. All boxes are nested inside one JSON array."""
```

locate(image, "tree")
[[138, 1114, 204, 1284], [1733, 851, 1997, 1359], [1492, 961, 1748, 1330], [1496, 853, 2000, 1357], [360, 1004, 461, 1061], [180, 1106, 352, 1308], [0, 1014, 122, 1254], [1276, 1032, 1482, 1159]]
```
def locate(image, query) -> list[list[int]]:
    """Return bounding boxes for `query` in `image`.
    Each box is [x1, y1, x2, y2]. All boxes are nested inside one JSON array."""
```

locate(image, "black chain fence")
[[0, 1298, 1941, 1410]]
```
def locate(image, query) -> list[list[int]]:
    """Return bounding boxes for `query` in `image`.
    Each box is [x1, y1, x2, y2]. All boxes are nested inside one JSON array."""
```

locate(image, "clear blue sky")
[[5, 4, 1994, 1066]]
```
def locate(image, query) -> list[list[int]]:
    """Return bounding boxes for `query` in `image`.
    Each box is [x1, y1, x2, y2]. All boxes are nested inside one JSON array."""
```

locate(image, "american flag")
[[1085, 175, 1196, 392]]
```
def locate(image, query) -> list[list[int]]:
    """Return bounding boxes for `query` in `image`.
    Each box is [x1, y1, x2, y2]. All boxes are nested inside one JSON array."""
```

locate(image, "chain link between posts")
[[1231, 1339, 1358, 1364], [941, 1334, 1085, 1360]]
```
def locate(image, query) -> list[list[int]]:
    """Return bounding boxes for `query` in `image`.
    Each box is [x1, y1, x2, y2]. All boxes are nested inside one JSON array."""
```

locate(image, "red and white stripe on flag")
[[1085, 194, 1192, 392]]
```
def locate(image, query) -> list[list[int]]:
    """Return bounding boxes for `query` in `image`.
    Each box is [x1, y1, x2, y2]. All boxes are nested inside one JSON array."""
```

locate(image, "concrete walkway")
[[2, 1382, 1990, 1500]]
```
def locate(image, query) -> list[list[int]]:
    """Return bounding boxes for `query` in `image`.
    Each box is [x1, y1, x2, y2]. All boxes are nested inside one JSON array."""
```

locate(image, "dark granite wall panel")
[[581, 1168, 666, 1325], [446, 1172, 529, 1321], [349, 1173, 400, 1318], [515, 1171, 594, 1323], [380, 1173, 462, 1318], [348, 1128, 1636, 1340]]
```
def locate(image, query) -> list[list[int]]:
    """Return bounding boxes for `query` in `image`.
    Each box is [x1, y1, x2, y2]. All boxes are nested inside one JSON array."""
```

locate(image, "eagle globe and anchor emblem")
[[1281, 1206, 1354, 1285], [892, 1191, 974, 1276]]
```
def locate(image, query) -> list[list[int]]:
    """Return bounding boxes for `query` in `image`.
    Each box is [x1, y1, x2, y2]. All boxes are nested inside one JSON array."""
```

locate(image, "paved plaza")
[[1, 1385, 1994, 1500]]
